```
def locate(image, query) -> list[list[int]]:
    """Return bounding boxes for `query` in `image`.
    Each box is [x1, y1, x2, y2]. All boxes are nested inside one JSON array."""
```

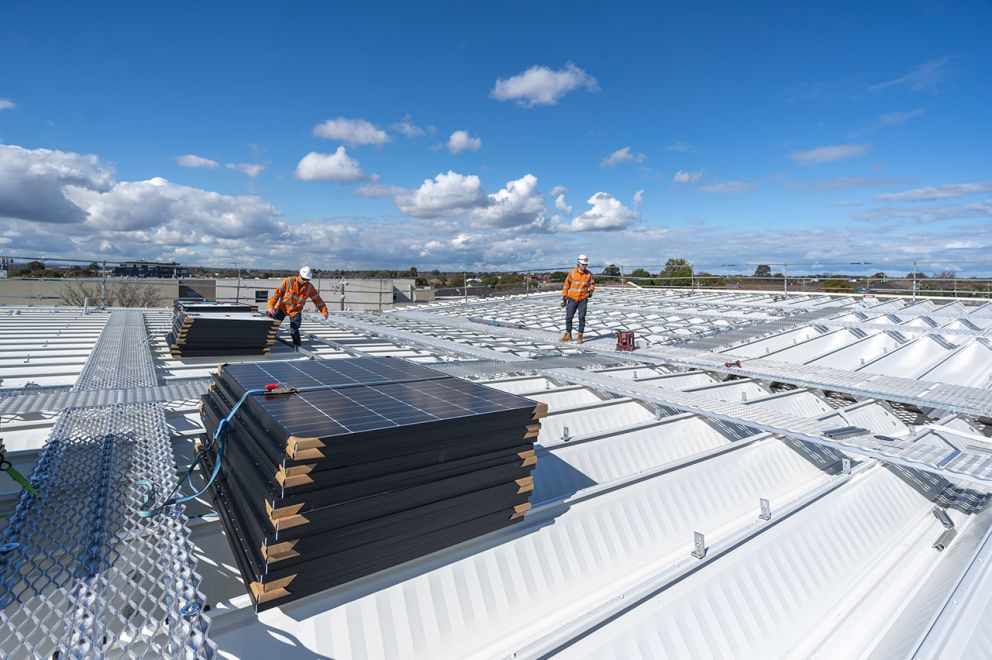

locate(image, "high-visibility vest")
[[562, 268, 595, 301], [269, 276, 328, 317]]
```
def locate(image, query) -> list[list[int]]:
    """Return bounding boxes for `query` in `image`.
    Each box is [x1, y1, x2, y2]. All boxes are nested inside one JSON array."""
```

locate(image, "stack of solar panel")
[[166, 304, 278, 358], [173, 300, 259, 315], [197, 357, 545, 611]]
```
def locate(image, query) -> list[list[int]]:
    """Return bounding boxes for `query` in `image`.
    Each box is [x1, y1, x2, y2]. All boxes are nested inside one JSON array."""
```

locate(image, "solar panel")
[[219, 356, 450, 391]]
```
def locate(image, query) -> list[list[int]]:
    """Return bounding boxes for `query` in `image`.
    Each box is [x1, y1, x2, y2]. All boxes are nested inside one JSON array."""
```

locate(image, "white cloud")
[[470, 174, 545, 228], [853, 200, 991, 223], [601, 147, 646, 168], [829, 199, 863, 207], [875, 182, 992, 202], [789, 143, 869, 165], [68, 177, 281, 236], [356, 179, 406, 198], [673, 169, 703, 183], [490, 63, 598, 107], [225, 162, 265, 178], [665, 141, 697, 153], [698, 180, 757, 194], [565, 191, 641, 232], [0, 99, 15, 111], [294, 147, 366, 182], [447, 130, 482, 154], [869, 56, 953, 94], [312, 117, 390, 147], [176, 154, 220, 169], [877, 108, 925, 126], [782, 176, 903, 193], [0, 144, 115, 224], [395, 171, 487, 218], [549, 185, 567, 197], [554, 193, 572, 215], [392, 117, 428, 138]]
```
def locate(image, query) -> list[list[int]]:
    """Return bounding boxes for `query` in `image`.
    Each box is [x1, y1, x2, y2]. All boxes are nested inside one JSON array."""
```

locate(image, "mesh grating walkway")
[[0, 311, 213, 658]]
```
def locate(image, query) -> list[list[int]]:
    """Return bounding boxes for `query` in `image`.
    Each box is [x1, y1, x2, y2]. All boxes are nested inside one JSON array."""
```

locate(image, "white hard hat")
[[299, 265, 313, 280], [577, 254, 589, 265]]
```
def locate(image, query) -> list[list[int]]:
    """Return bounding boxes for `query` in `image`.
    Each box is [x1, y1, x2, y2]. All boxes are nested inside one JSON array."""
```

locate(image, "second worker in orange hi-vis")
[[559, 254, 595, 344], [267, 265, 329, 351]]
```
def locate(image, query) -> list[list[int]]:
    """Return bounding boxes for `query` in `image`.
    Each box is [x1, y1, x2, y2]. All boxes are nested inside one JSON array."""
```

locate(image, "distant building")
[[113, 260, 190, 278]]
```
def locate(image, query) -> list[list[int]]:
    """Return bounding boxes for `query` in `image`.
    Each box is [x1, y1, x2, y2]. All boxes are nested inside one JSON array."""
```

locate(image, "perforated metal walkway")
[[0, 311, 213, 658]]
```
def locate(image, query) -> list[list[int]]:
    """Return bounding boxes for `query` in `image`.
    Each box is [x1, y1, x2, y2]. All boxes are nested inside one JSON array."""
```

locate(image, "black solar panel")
[[220, 357, 447, 391]]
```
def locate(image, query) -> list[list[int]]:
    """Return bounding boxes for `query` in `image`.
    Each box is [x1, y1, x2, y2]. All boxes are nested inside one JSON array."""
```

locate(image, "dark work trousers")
[[565, 298, 588, 333], [274, 309, 303, 347]]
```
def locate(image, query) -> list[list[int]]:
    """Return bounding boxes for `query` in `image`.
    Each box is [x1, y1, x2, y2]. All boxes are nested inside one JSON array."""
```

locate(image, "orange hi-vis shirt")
[[269, 276, 328, 317], [562, 267, 596, 301]]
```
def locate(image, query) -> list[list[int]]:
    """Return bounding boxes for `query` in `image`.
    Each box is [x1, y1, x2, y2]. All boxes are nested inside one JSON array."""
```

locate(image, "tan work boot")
[[575, 333, 584, 345], [560, 331, 573, 342]]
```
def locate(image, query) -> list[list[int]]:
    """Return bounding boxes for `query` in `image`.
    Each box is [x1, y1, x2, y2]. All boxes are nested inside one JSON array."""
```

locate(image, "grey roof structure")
[[2, 287, 992, 658]]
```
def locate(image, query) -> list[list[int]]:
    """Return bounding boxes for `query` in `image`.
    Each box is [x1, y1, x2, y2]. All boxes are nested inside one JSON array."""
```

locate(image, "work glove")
[[266, 308, 275, 318], [322, 310, 329, 319], [560, 298, 567, 308]]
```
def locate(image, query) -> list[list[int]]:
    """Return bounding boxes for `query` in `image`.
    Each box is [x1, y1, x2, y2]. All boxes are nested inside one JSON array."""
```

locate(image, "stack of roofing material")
[[166, 306, 278, 358], [197, 357, 546, 611]]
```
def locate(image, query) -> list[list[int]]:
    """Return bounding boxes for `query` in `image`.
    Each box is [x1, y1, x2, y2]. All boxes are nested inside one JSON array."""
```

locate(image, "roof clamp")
[[759, 498, 772, 521], [841, 458, 852, 474], [691, 532, 706, 559], [932, 506, 957, 551], [561, 426, 571, 442]]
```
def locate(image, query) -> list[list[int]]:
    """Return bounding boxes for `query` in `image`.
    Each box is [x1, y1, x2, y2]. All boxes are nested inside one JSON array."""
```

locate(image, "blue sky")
[[1, 1, 990, 273]]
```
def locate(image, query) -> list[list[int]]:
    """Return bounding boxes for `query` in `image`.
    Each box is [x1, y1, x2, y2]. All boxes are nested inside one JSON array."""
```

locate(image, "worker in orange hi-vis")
[[267, 265, 329, 351], [560, 254, 595, 344]]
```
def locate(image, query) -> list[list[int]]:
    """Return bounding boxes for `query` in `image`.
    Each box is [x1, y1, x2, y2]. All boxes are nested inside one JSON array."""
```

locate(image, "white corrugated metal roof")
[[3, 288, 992, 659]]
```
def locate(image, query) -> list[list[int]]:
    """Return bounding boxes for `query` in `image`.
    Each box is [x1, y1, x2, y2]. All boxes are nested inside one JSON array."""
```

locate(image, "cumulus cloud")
[[471, 174, 545, 228], [0, 144, 115, 224], [312, 117, 390, 147], [0, 99, 15, 111], [392, 116, 430, 138], [601, 147, 646, 168], [698, 180, 756, 194], [874, 182, 992, 202], [490, 63, 598, 107], [565, 191, 641, 232], [549, 185, 567, 197], [68, 177, 281, 236], [294, 147, 366, 182], [356, 177, 406, 198], [554, 193, 572, 215], [226, 162, 265, 178], [447, 130, 482, 154], [395, 171, 487, 218], [176, 154, 220, 169], [869, 56, 953, 94], [673, 169, 703, 183], [790, 143, 869, 165]]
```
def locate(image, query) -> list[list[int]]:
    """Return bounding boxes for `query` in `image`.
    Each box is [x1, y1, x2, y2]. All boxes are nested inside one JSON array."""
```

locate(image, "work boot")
[[575, 333, 584, 345], [560, 331, 573, 342]]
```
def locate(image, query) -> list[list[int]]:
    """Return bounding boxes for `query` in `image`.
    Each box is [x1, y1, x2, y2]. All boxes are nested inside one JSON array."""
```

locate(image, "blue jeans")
[[565, 298, 587, 333], [274, 309, 303, 347]]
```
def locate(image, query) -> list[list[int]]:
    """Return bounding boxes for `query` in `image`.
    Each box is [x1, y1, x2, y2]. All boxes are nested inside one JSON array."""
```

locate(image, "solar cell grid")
[[222, 357, 447, 392], [253, 377, 535, 439]]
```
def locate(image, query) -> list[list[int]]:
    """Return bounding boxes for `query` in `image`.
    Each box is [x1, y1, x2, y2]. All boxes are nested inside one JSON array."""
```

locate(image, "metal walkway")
[[0, 379, 213, 416], [548, 368, 992, 487], [396, 309, 992, 418], [0, 311, 213, 658]]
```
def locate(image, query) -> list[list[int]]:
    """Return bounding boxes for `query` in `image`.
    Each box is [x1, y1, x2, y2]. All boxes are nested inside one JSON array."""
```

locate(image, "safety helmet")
[[577, 254, 589, 265], [299, 265, 313, 280]]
